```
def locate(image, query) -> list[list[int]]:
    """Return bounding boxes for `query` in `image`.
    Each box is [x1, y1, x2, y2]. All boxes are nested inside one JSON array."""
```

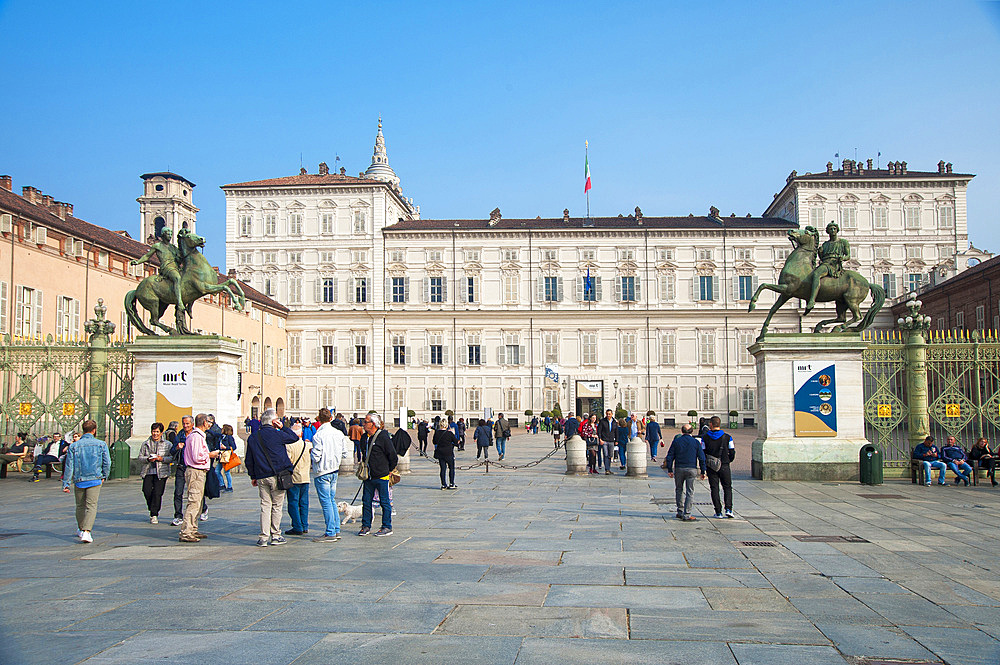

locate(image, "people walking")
[[138, 423, 172, 524], [310, 408, 349, 542], [598, 409, 617, 474], [358, 412, 398, 537], [702, 416, 736, 518], [61, 420, 111, 543], [581, 413, 599, 474], [433, 420, 458, 489], [474, 418, 493, 460], [494, 413, 511, 460], [349, 418, 365, 462], [664, 424, 706, 521], [284, 424, 311, 535], [169, 419, 194, 526], [457, 417, 467, 451], [645, 413, 662, 463], [243, 409, 299, 547], [178, 414, 219, 543], [552, 419, 563, 448], [615, 417, 631, 471], [215, 425, 236, 492], [417, 419, 429, 457], [968, 438, 997, 486]]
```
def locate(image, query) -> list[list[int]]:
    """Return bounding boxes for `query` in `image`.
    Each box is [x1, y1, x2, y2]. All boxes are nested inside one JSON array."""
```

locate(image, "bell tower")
[[137, 172, 199, 243]]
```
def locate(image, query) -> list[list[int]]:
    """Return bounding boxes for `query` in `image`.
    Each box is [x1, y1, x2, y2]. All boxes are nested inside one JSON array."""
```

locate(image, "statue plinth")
[[126, 335, 243, 455], [749, 333, 871, 481]]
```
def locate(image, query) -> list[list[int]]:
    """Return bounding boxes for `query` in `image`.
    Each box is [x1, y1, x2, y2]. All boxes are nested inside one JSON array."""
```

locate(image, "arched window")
[[154, 216, 166, 238]]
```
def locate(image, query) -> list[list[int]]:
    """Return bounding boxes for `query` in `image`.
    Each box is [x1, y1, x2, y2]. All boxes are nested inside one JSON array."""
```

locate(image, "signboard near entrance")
[[156, 361, 193, 428], [793, 361, 837, 437]]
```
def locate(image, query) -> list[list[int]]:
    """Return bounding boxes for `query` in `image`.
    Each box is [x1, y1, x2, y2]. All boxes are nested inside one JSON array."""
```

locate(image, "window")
[[543, 332, 559, 364], [906, 274, 923, 294], [14, 286, 41, 337], [321, 212, 335, 235], [740, 388, 756, 412], [840, 207, 857, 230], [467, 388, 481, 412], [938, 205, 955, 230], [391, 277, 406, 303], [429, 388, 444, 412], [351, 250, 368, 265], [619, 248, 635, 262], [320, 277, 336, 304], [881, 273, 898, 299], [464, 275, 478, 304], [696, 248, 713, 261], [355, 333, 368, 365], [849, 246, 859, 259], [236, 251, 252, 265], [263, 251, 277, 265], [55, 296, 79, 338], [657, 248, 674, 262], [735, 248, 753, 261], [503, 273, 519, 303], [618, 276, 637, 302], [389, 388, 404, 413], [263, 213, 277, 236], [659, 274, 675, 302], [427, 249, 443, 263], [288, 251, 302, 264], [353, 386, 367, 411], [580, 249, 596, 262], [580, 274, 601, 302], [505, 343, 521, 365], [700, 387, 717, 411], [737, 275, 757, 301], [250, 342, 260, 373], [906, 246, 922, 259], [354, 277, 368, 303], [502, 249, 519, 262], [775, 247, 790, 262], [429, 343, 444, 365], [956, 311, 965, 329], [429, 276, 444, 303], [661, 388, 676, 411], [874, 246, 890, 260], [322, 337, 337, 365], [905, 205, 921, 230], [239, 340, 248, 371], [97, 251, 109, 268], [621, 331, 637, 365], [621, 387, 638, 413], [809, 207, 824, 227], [288, 334, 301, 366], [353, 210, 367, 235], [976, 305, 985, 330], [387, 250, 403, 264], [739, 330, 755, 365], [543, 276, 559, 302], [264, 345, 274, 375], [660, 330, 676, 364], [288, 275, 302, 304], [698, 275, 718, 301], [288, 212, 303, 236], [543, 249, 558, 262], [543, 387, 558, 411], [239, 214, 253, 236], [467, 340, 482, 365], [392, 334, 407, 365], [320, 387, 336, 409], [505, 387, 520, 412], [288, 388, 300, 411], [582, 332, 598, 365], [320, 251, 335, 264], [873, 206, 888, 229], [699, 330, 716, 364], [464, 249, 480, 263]]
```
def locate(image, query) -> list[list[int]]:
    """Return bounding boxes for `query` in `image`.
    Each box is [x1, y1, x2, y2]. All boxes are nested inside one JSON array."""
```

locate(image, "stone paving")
[[1, 431, 999, 664]]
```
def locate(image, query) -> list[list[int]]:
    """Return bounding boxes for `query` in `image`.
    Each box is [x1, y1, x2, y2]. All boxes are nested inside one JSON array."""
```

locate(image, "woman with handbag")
[[433, 420, 458, 490], [215, 425, 237, 493], [138, 422, 173, 524]]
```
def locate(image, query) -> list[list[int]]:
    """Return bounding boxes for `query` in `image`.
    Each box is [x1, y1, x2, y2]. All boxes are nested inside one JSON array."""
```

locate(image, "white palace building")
[[224, 121, 987, 425]]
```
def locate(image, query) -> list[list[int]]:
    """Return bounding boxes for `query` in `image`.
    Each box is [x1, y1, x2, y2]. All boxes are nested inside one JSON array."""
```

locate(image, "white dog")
[[338, 501, 363, 524]]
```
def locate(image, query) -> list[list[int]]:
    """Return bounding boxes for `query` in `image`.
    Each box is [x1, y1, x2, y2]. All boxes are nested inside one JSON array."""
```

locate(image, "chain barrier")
[[410, 446, 562, 473]]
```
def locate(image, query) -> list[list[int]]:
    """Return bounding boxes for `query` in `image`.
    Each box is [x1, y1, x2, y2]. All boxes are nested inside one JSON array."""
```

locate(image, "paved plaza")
[[1, 430, 999, 665]]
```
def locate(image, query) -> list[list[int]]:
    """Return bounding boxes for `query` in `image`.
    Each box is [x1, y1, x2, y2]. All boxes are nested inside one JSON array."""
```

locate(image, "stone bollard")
[[626, 436, 647, 478], [565, 435, 587, 475], [397, 449, 411, 474]]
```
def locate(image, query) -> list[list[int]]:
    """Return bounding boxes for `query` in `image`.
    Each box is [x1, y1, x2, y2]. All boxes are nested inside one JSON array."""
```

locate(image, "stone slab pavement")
[[1, 430, 999, 664]]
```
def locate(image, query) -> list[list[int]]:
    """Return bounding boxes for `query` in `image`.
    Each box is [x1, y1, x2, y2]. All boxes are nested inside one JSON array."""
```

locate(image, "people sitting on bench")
[[31, 433, 66, 482], [0, 432, 30, 475], [912, 436, 947, 486], [941, 436, 973, 486], [968, 438, 998, 487]]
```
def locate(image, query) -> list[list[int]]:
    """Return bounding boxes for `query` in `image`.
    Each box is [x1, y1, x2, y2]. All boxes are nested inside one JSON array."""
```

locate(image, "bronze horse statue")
[[748, 226, 884, 339], [125, 229, 246, 335]]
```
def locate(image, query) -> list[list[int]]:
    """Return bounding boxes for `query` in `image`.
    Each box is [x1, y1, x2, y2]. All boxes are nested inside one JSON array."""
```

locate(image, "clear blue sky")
[[2, 1, 999, 269]]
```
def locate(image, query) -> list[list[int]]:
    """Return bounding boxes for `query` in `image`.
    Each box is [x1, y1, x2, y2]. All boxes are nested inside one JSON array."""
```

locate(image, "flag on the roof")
[[584, 154, 592, 193]]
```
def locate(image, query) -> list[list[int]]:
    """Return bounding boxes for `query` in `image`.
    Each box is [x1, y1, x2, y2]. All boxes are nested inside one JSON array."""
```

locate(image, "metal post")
[[898, 294, 932, 450], [84, 299, 116, 441]]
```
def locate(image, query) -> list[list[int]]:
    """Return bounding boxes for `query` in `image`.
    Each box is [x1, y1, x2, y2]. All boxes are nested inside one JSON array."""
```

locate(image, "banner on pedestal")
[[793, 361, 837, 437], [156, 361, 193, 427]]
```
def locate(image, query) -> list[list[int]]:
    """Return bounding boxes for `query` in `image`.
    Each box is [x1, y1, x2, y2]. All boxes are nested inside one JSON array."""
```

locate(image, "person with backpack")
[[701, 416, 736, 518], [494, 413, 512, 461], [417, 419, 430, 457], [474, 418, 493, 460], [552, 419, 563, 448]]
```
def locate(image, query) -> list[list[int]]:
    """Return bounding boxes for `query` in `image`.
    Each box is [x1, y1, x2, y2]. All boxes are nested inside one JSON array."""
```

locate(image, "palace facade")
[[224, 123, 987, 425]]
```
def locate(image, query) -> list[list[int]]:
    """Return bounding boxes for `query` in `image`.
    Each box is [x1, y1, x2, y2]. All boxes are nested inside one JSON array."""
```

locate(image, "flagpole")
[[585, 140, 591, 220]]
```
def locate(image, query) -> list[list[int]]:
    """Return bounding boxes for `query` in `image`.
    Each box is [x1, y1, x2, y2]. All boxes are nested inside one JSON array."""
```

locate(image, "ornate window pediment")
[[871, 193, 890, 203], [239, 202, 255, 210], [806, 194, 827, 203], [540, 260, 560, 272], [735, 266, 756, 276], [262, 200, 279, 209], [844, 258, 861, 271], [733, 260, 755, 271], [318, 199, 337, 208], [655, 259, 677, 270], [935, 193, 956, 202], [839, 193, 859, 203], [351, 199, 371, 208], [904, 258, 926, 271], [287, 200, 305, 209], [501, 261, 521, 271], [695, 260, 716, 273], [873, 258, 894, 271], [425, 262, 446, 275], [463, 260, 483, 272], [903, 193, 924, 203], [618, 260, 638, 272]]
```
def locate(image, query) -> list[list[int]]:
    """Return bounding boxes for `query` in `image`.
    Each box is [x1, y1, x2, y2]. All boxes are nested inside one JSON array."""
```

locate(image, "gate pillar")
[[84, 299, 116, 441], [897, 294, 932, 450]]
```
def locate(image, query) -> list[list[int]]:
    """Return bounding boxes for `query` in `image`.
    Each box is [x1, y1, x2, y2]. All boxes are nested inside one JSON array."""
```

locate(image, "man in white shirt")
[[310, 408, 350, 542]]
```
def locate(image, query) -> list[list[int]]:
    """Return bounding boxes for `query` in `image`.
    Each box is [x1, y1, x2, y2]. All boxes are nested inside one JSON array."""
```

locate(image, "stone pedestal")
[[626, 436, 647, 478], [565, 435, 586, 475], [127, 335, 243, 455], [749, 333, 870, 481], [396, 449, 411, 474]]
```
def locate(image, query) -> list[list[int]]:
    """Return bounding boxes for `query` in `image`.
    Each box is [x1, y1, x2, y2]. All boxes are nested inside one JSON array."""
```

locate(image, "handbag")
[[356, 438, 372, 481], [275, 468, 294, 490], [388, 469, 401, 486], [205, 464, 221, 499], [222, 452, 241, 472], [219, 450, 232, 465], [706, 454, 722, 472]]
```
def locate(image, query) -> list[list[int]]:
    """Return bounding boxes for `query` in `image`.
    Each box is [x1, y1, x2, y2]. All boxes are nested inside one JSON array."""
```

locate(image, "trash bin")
[[859, 444, 883, 485], [109, 440, 131, 480]]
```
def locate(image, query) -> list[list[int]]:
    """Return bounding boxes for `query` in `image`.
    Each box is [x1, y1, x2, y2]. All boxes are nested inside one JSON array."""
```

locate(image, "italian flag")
[[584, 154, 592, 193]]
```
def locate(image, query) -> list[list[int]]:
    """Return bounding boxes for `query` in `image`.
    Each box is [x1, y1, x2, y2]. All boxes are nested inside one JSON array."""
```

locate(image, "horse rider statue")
[[804, 221, 851, 314], [129, 225, 185, 314]]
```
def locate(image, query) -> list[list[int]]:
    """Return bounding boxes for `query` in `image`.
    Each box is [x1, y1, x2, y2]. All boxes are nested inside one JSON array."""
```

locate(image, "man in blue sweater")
[[912, 436, 947, 486], [664, 424, 706, 521]]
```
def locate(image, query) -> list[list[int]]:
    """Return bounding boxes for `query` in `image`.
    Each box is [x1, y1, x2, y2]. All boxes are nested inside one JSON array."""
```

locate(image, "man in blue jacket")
[[244, 408, 300, 547], [645, 415, 662, 462], [912, 436, 947, 486], [62, 420, 111, 543], [664, 424, 706, 521]]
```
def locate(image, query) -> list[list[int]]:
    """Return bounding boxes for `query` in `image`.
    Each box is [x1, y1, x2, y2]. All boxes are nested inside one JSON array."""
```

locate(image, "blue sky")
[[2, 1, 999, 269]]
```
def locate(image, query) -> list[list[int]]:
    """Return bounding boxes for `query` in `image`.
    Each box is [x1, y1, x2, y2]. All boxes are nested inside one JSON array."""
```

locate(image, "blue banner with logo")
[[793, 362, 837, 437]]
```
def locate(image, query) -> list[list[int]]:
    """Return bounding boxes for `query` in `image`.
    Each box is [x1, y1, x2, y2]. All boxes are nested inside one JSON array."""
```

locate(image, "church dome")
[[363, 117, 400, 188]]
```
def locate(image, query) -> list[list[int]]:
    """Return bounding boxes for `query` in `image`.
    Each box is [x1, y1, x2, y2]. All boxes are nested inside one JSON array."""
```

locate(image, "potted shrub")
[[445, 409, 454, 418], [524, 409, 533, 417], [687, 409, 698, 426], [729, 410, 739, 428]]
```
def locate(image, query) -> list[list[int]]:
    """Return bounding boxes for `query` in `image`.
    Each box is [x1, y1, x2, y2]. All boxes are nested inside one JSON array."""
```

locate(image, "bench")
[[910, 458, 976, 485]]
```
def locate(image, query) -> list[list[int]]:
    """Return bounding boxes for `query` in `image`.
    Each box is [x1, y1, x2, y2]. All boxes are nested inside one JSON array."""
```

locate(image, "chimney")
[[900, 161, 907, 174], [946, 162, 953, 173], [563, 208, 570, 221], [0, 175, 11, 192], [340, 167, 346, 175], [888, 161, 895, 175], [318, 162, 329, 175], [634, 206, 643, 220], [709, 205, 720, 217], [52, 201, 70, 220], [21, 186, 40, 205], [842, 159, 850, 173], [826, 161, 833, 175], [938, 160, 946, 174], [856, 161, 864, 175], [42, 194, 54, 209], [299, 167, 307, 175], [867, 158, 873, 170]]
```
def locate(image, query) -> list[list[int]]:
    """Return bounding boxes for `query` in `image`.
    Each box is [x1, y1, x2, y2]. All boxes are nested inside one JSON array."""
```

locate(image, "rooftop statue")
[[125, 227, 246, 336], [748, 222, 885, 339]]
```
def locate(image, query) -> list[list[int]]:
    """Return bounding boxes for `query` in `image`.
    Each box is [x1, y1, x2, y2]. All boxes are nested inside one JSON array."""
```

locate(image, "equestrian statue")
[[125, 226, 246, 336], [748, 222, 884, 339]]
